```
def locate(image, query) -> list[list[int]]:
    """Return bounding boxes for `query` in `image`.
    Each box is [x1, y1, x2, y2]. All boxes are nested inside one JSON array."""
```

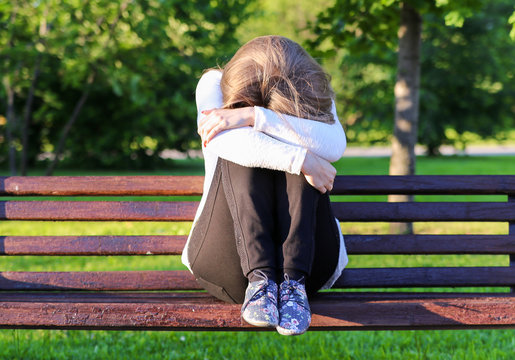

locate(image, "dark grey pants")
[[188, 159, 340, 304]]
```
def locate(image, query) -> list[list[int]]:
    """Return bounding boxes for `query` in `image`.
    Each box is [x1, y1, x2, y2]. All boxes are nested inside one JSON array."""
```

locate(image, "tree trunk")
[[20, 59, 41, 176], [45, 74, 93, 176], [388, 2, 422, 234], [3, 8, 19, 176], [3, 76, 18, 176], [21, 11, 47, 175], [45, 1, 129, 175]]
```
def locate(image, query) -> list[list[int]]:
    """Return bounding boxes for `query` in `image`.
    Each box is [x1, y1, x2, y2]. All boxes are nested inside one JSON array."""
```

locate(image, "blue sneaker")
[[241, 271, 279, 327], [276, 276, 311, 336]]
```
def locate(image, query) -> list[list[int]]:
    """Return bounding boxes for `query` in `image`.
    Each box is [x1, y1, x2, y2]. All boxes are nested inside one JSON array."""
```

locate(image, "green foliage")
[[0, 0, 253, 171], [1, 0, 514, 171], [310, 0, 515, 151], [510, 9, 515, 39], [310, 0, 484, 54], [420, 0, 515, 153], [235, 0, 333, 44]]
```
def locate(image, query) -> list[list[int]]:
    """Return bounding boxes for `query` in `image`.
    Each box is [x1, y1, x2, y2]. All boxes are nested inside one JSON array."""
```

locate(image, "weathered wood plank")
[[0, 292, 513, 330], [1, 235, 512, 255], [2, 175, 514, 196], [0, 176, 204, 196], [0, 267, 512, 291], [1, 291, 510, 303], [0, 201, 198, 221], [0, 271, 201, 291], [2, 201, 514, 221], [332, 175, 515, 195], [337, 267, 514, 288], [0, 235, 187, 255], [344, 235, 515, 254], [332, 202, 515, 222]]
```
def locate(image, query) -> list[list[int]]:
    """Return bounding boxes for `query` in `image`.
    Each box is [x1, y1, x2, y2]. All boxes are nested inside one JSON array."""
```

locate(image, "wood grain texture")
[[0, 292, 513, 330], [0, 176, 204, 196], [0, 267, 512, 291], [343, 235, 515, 254], [0, 201, 198, 221], [337, 267, 514, 288], [2, 175, 514, 196], [0, 174, 513, 331], [0, 235, 187, 255], [0, 271, 200, 291], [331, 175, 515, 195], [332, 202, 515, 222], [2, 235, 512, 255], [2, 201, 514, 221]]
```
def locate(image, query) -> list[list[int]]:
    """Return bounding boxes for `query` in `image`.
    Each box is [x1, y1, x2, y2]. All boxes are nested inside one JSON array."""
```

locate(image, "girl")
[[182, 36, 348, 335]]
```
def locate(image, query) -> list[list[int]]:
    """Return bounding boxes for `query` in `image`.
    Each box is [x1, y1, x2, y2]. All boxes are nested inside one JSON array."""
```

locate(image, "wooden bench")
[[0, 175, 514, 331]]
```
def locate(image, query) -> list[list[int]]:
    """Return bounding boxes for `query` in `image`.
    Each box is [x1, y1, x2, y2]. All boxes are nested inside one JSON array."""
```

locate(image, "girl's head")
[[221, 36, 334, 124]]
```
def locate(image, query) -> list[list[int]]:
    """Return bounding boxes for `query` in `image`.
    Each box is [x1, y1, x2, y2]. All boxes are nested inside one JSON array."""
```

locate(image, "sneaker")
[[276, 275, 311, 336], [241, 270, 279, 327]]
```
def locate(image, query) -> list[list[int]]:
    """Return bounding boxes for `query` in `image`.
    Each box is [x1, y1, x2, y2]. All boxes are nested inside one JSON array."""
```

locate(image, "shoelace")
[[280, 275, 309, 311], [252, 269, 269, 283], [244, 270, 277, 308]]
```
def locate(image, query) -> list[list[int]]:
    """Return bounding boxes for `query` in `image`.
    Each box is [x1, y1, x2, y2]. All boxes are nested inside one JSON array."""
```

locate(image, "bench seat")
[[0, 175, 514, 331], [1, 292, 513, 331]]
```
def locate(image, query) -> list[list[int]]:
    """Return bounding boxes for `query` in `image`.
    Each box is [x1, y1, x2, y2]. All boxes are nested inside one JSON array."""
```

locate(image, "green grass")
[[2, 329, 514, 360], [1, 155, 514, 359]]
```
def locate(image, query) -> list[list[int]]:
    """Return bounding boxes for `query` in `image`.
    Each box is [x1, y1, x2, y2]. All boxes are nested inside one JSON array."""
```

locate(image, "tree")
[[420, 1, 515, 154], [311, 0, 514, 233], [0, 0, 253, 174], [235, 0, 333, 43], [0, 2, 45, 175]]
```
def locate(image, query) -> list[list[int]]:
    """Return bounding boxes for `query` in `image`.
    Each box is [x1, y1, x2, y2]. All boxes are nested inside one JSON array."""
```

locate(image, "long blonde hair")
[[220, 36, 334, 124]]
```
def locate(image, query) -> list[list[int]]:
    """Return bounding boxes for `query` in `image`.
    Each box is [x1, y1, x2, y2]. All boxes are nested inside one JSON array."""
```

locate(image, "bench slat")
[[0, 292, 513, 330], [1, 201, 198, 221], [333, 175, 515, 195], [344, 235, 515, 254], [0, 176, 204, 196], [1, 235, 513, 255], [2, 175, 515, 196], [1, 267, 512, 291], [338, 267, 514, 288], [0, 271, 199, 290], [2, 201, 514, 221], [333, 202, 515, 222], [0, 235, 187, 255]]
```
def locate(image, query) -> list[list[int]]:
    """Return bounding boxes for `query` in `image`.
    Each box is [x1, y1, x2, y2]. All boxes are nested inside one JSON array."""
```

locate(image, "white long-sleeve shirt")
[[182, 70, 348, 289]]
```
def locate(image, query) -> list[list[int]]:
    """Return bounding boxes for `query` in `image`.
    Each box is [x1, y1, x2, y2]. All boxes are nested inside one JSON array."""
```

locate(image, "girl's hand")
[[198, 107, 255, 146], [301, 151, 336, 194]]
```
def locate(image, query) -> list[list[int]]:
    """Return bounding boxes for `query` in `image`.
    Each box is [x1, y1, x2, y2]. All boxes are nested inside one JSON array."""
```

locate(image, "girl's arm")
[[197, 70, 346, 162], [196, 70, 307, 175], [196, 70, 337, 193], [252, 103, 346, 162]]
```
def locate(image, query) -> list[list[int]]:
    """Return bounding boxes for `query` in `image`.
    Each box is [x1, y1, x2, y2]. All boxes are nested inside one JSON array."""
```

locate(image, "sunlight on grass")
[[2, 329, 514, 360]]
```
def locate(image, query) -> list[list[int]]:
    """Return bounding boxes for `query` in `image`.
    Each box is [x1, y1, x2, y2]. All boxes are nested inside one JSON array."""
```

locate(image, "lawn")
[[1, 155, 514, 359]]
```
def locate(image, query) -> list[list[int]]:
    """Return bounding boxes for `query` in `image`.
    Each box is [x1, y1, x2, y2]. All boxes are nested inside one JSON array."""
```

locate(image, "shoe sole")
[[242, 317, 278, 328], [276, 325, 308, 336]]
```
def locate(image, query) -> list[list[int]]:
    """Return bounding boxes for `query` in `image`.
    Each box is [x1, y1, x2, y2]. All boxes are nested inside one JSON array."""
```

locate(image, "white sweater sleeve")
[[208, 129, 307, 174], [253, 102, 346, 162]]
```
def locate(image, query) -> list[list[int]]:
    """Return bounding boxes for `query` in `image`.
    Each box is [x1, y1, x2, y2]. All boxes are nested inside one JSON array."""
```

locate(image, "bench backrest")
[[0, 175, 514, 292]]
